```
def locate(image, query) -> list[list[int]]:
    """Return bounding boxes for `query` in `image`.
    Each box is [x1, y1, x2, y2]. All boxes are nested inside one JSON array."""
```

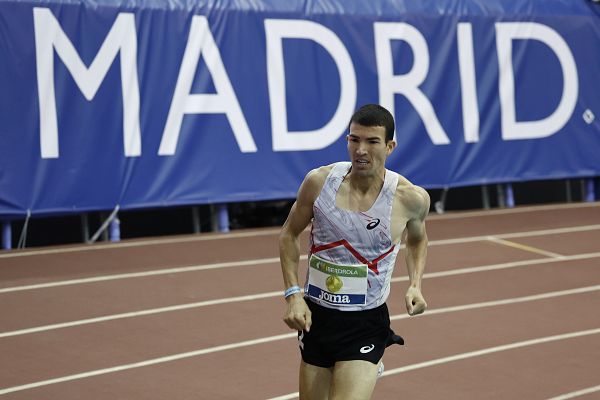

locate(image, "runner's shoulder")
[[304, 164, 334, 188], [299, 164, 335, 203], [394, 175, 430, 219]]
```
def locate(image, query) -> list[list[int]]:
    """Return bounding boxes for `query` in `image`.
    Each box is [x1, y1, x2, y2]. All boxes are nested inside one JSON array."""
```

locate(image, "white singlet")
[[305, 162, 401, 311]]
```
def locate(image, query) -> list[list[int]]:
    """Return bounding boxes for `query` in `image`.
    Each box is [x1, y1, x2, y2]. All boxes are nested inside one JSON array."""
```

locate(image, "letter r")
[[374, 22, 450, 145]]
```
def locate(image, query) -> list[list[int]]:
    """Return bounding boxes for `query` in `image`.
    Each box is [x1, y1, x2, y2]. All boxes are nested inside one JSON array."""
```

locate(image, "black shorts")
[[298, 299, 403, 368]]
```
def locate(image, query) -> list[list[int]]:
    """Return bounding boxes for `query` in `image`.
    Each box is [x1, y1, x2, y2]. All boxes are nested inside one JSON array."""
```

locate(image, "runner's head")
[[347, 104, 396, 176], [349, 104, 395, 143]]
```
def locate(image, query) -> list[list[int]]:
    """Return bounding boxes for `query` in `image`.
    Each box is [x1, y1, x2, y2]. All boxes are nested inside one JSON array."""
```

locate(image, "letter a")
[[159, 16, 257, 155]]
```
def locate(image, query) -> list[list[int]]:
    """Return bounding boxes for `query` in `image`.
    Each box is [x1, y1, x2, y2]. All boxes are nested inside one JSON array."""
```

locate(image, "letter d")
[[265, 19, 356, 151], [496, 22, 578, 140]]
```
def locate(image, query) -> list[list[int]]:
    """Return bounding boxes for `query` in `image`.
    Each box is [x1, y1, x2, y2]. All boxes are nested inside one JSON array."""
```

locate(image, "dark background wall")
[[4, 177, 598, 249]]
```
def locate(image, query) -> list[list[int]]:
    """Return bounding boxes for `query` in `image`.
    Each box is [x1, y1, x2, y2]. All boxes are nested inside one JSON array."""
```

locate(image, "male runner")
[[279, 104, 429, 399]]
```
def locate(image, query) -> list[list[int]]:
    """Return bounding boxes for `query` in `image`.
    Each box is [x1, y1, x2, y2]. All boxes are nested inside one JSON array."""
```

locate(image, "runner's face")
[[347, 123, 395, 176]]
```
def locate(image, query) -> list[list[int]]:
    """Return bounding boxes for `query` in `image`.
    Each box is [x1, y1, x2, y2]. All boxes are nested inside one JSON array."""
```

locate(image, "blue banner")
[[1, 0, 599, 216]]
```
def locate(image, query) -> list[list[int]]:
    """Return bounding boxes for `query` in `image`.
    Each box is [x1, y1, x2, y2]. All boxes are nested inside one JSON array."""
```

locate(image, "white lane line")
[[268, 394, 299, 400], [390, 284, 600, 321], [267, 328, 600, 400], [0, 256, 292, 294], [0, 291, 279, 338], [546, 385, 600, 399], [391, 251, 600, 283], [383, 328, 600, 376], [427, 201, 599, 220], [2, 254, 600, 338], [1, 202, 597, 259], [2, 287, 600, 396], [486, 236, 565, 259], [430, 223, 600, 246], [0, 228, 282, 259], [0, 332, 297, 395], [3, 224, 600, 294], [381, 328, 600, 375]]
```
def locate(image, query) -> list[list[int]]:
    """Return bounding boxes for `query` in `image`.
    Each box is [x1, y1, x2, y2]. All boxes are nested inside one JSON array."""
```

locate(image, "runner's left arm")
[[404, 186, 430, 316]]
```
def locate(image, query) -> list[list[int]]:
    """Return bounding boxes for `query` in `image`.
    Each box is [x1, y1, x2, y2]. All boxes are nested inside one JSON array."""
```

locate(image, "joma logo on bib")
[[319, 290, 351, 304]]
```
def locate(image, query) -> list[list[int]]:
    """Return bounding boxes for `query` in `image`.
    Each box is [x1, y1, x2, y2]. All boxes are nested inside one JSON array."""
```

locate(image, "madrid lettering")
[[33, 8, 578, 158]]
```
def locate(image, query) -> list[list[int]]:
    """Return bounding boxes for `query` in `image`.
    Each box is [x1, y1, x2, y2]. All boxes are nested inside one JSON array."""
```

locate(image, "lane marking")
[[0, 291, 280, 338], [392, 251, 600, 282], [0, 257, 289, 294], [2, 254, 600, 338], [0, 228, 282, 259], [546, 385, 600, 400], [380, 328, 600, 375], [3, 224, 600, 294], [267, 328, 600, 400], [0, 202, 597, 259], [390, 284, 600, 321], [268, 394, 298, 400], [486, 236, 565, 259], [2, 289, 600, 395], [430, 224, 600, 246], [0, 333, 296, 395], [427, 201, 599, 221]]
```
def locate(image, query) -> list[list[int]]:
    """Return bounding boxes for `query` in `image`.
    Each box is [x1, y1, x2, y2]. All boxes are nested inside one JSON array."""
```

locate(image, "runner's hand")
[[283, 295, 312, 332], [405, 286, 427, 316]]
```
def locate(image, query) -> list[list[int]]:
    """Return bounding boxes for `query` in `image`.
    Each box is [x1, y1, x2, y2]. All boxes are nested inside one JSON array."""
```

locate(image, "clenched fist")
[[405, 286, 427, 316]]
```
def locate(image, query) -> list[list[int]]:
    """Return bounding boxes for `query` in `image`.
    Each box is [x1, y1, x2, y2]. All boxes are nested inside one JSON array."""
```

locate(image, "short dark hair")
[[349, 104, 395, 142]]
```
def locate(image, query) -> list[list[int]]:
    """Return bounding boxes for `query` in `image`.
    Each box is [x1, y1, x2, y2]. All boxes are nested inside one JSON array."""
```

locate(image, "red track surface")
[[1, 202, 599, 399]]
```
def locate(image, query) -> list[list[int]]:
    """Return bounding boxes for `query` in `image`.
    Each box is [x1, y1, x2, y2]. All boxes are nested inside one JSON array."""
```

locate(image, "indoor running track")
[[1, 202, 599, 399]]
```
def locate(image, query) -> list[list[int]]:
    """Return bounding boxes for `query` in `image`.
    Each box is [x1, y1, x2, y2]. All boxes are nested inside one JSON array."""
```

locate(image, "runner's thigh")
[[299, 360, 332, 400], [329, 360, 379, 400]]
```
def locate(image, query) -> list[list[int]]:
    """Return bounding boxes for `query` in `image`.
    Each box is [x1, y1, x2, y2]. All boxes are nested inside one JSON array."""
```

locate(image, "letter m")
[[33, 8, 140, 158]]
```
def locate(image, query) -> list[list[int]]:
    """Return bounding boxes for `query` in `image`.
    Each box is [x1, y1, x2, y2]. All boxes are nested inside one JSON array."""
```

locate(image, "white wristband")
[[284, 285, 301, 298]]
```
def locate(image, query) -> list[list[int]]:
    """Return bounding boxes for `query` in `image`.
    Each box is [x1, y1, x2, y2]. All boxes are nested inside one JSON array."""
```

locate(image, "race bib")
[[306, 254, 368, 306]]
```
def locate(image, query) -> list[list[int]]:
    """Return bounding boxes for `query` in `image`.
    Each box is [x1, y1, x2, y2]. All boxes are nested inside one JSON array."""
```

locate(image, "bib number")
[[307, 254, 368, 306]]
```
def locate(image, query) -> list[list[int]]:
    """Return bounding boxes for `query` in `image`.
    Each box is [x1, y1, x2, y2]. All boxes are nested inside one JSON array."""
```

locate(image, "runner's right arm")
[[279, 168, 328, 332]]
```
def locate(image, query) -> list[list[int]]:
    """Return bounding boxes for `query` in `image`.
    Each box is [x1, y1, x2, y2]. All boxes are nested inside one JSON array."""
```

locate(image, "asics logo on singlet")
[[366, 218, 380, 230], [360, 344, 375, 354]]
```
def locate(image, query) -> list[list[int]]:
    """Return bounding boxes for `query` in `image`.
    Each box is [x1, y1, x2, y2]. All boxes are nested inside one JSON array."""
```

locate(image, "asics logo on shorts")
[[359, 344, 375, 353]]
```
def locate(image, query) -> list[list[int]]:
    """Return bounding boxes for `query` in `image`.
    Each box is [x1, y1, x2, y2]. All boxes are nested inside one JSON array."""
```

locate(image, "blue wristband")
[[284, 285, 302, 298]]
